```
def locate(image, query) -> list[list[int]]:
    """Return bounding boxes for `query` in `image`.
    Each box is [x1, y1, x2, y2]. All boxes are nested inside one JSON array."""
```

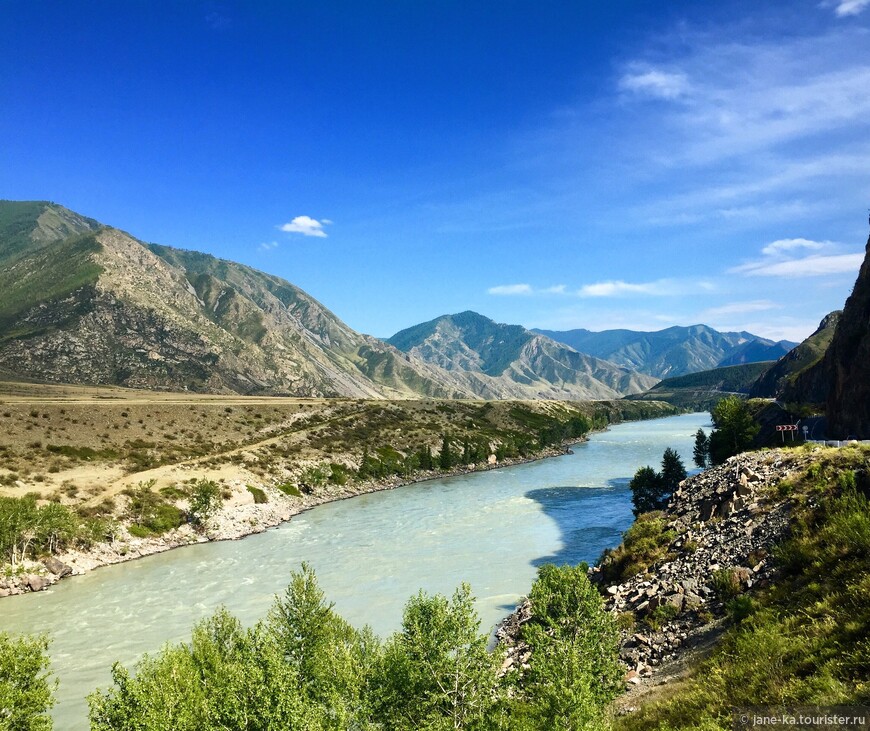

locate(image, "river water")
[[1, 412, 709, 729]]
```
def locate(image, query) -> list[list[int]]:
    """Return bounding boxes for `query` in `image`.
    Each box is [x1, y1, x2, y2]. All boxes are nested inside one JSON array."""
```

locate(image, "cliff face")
[[749, 311, 841, 403], [825, 234, 870, 438]]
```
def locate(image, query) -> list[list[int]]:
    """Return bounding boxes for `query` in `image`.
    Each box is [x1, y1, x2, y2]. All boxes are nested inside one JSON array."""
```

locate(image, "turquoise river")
[[1, 411, 710, 729]]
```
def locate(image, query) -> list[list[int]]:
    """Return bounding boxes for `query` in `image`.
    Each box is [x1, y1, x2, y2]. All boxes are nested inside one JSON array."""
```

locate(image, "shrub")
[[710, 568, 742, 603], [0, 632, 55, 728], [246, 486, 267, 504], [275, 482, 302, 498], [599, 512, 676, 583]]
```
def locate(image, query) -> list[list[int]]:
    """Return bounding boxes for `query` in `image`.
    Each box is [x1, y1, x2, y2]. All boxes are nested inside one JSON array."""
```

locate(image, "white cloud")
[[732, 253, 864, 277], [280, 215, 330, 238], [487, 283, 533, 296], [258, 241, 279, 252], [619, 68, 689, 100], [702, 300, 782, 317], [831, 0, 870, 16], [731, 237, 863, 278], [760, 238, 829, 256], [579, 280, 664, 297], [542, 284, 567, 294]]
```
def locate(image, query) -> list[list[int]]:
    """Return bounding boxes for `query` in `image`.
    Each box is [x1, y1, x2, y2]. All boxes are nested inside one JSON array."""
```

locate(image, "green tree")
[[267, 563, 373, 728], [709, 396, 759, 464], [417, 444, 434, 471], [513, 564, 622, 730], [438, 435, 454, 471], [89, 610, 311, 731], [371, 583, 502, 730], [187, 479, 222, 528], [693, 428, 710, 469], [0, 632, 55, 731], [629, 465, 666, 516], [660, 447, 687, 493]]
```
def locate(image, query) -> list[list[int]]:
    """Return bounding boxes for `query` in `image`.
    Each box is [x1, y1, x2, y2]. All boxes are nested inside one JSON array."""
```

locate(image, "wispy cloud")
[[280, 215, 330, 238], [702, 300, 782, 317], [829, 0, 870, 17], [487, 283, 533, 296], [730, 237, 863, 277], [760, 238, 829, 256], [577, 278, 714, 298], [258, 240, 279, 252], [619, 67, 689, 100], [732, 253, 864, 277]]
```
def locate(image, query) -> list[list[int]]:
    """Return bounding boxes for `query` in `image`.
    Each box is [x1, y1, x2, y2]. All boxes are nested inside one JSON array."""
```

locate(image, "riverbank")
[[1, 443, 576, 598], [0, 395, 683, 598]]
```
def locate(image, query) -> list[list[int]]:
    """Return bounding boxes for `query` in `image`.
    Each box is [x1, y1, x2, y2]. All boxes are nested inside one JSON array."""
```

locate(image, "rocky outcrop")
[[497, 449, 814, 685], [825, 235, 870, 438]]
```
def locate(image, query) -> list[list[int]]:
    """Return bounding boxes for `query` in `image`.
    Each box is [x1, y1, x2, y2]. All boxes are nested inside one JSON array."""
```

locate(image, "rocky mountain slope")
[[388, 311, 659, 400], [534, 325, 795, 379], [749, 311, 840, 403], [824, 234, 870, 438], [0, 201, 474, 398]]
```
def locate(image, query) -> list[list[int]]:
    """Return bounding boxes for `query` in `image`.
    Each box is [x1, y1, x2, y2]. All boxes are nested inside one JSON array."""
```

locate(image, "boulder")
[[23, 574, 51, 592], [43, 557, 73, 577]]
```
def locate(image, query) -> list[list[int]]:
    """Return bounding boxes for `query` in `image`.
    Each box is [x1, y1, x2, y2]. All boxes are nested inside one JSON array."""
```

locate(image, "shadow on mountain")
[[525, 479, 635, 570]]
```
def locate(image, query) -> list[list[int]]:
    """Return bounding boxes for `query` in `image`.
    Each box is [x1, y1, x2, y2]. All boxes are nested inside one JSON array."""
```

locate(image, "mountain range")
[[0, 201, 658, 400], [387, 311, 658, 400], [533, 325, 795, 379], [0, 200, 816, 403]]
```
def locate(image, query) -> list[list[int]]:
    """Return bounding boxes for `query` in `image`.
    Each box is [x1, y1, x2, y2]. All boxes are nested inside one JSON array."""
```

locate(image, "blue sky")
[[3, 1, 869, 342]]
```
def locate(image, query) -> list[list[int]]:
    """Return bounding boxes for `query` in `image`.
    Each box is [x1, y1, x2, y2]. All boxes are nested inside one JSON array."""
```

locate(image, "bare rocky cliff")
[[824, 234, 870, 438]]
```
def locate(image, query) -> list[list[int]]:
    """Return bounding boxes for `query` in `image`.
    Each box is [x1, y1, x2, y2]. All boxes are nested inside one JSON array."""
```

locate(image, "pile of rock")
[[0, 556, 73, 597], [597, 449, 812, 683], [496, 448, 816, 687]]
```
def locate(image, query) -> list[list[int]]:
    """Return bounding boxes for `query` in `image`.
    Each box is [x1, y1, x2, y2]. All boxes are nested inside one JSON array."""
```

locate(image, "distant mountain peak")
[[388, 311, 657, 399]]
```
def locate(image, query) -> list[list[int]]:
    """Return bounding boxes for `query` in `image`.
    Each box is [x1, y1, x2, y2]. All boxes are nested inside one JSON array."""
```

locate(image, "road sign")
[[776, 424, 798, 431]]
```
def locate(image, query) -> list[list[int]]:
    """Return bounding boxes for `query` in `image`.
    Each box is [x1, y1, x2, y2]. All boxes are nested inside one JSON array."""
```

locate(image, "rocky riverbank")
[[496, 447, 817, 691], [0, 444, 572, 599]]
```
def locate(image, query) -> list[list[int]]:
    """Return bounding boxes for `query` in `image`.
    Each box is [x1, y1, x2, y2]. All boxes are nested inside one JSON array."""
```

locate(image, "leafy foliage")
[[187, 479, 223, 526], [0, 632, 55, 731], [0, 494, 109, 567], [86, 561, 627, 731], [509, 564, 622, 730], [709, 396, 759, 464], [372, 583, 502, 730]]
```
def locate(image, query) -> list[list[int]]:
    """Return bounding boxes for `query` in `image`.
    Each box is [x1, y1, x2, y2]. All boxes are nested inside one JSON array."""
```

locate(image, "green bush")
[[599, 512, 676, 583], [710, 568, 741, 603], [246, 486, 267, 504], [276, 482, 302, 498], [123, 482, 184, 537]]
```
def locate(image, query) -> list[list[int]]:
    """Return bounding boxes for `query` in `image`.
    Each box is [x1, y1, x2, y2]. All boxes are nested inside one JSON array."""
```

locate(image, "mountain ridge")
[[533, 324, 795, 378], [388, 311, 659, 400]]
